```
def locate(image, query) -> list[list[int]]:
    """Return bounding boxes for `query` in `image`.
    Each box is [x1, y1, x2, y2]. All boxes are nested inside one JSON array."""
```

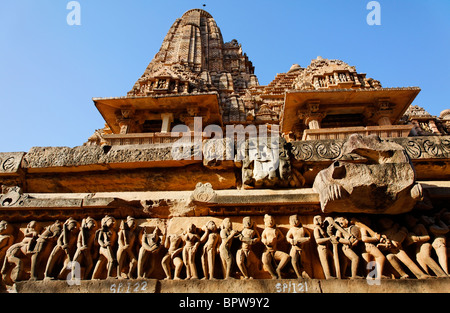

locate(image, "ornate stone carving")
[[293, 57, 382, 91], [0, 186, 27, 207], [286, 214, 310, 279], [0, 210, 446, 286], [261, 214, 290, 279], [191, 182, 216, 203], [0, 221, 14, 272], [291, 136, 450, 162], [43, 217, 78, 280], [181, 223, 200, 280], [377, 217, 429, 279], [313, 134, 423, 214], [137, 227, 162, 279], [313, 215, 334, 279], [200, 221, 220, 280], [334, 217, 361, 279], [1, 221, 39, 284], [72, 217, 97, 280], [236, 216, 260, 279], [239, 136, 303, 188], [92, 216, 117, 279], [116, 216, 138, 279], [161, 233, 183, 280], [404, 214, 447, 277], [0, 153, 24, 174], [219, 218, 238, 279]]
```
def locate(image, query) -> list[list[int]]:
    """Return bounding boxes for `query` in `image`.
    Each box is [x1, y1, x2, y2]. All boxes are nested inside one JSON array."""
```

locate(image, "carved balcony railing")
[[102, 132, 203, 146], [301, 125, 413, 141]]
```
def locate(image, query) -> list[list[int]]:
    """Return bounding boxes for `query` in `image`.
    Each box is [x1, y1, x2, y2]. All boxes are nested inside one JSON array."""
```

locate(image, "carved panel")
[[291, 136, 450, 162], [0, 152, 25, 174]]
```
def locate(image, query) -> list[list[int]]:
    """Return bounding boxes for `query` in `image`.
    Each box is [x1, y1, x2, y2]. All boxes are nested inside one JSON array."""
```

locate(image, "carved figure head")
[[83, 217, 97, 230], [0, 220, 12, 235], [65, 217, 78, 231], [49, 220, 62, 235], [206, 221, 217, 232], [188, 223, 197, 233], [289, 214, 300, 227], [101, 215, 115, 229], [313, 215, 323, 227], [335, 217, 349, 228], [27, 220, 37, 231], [221, 218, 232, 230], [243, 216, 253, 229], [264, 214, 275, 228], [126, 216, 136, 230]]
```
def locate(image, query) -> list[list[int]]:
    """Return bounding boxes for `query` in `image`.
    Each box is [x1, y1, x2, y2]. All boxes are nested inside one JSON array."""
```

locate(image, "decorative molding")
[[0, 153, 25, 174], [191, 182, 217, 203], [291, 136, 450, 162]]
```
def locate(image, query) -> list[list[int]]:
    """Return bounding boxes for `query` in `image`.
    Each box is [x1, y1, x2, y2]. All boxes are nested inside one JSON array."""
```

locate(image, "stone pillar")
[[377, 116, 392, 126], [160, 113, 174, 133], [307, 118, 321, 130], [116, 109, 135, 134]]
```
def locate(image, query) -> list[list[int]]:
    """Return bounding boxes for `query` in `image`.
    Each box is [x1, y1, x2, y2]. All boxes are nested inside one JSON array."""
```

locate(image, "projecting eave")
[[281, 87, 421, 133], [93, 92, 222, 133]]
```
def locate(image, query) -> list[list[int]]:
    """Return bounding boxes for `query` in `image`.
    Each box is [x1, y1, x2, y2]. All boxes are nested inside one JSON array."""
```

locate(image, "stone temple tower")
[[127, 9, 259, 124], [1, 7, 449, 293]]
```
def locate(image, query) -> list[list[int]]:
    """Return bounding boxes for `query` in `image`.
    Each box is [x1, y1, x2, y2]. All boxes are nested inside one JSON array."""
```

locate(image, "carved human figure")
[[251, 139, 277, 187], [421, 213, 449, 275], [92, 215, 117, 279], [334, 217, 361, 279], [2, 221, 39, 283], [0, 221, 14, 268], [116, 216, 138, 279], [351, 217, 387, 280], [378, 217, 429, 279], [405, 215, 447, 277], [200, 221, 220, 280], [236, 216, 260, 279], [286, 214, 310, 278], [162, 233, 184, 280], [182, 224, 200, 280], [313, 215, 333, 279], [219, 218, 238, 279], [29, 220, 62, 280], [261, 214, 290, 279], [72, 217, 97, 280], [44, 218, 78, 280], [137, 227, 163, 279], [324, 217, 341, 278]]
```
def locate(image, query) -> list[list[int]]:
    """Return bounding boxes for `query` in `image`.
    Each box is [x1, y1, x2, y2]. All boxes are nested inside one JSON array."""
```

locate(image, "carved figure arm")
[[220, 229, 236, 246], [286, 229, 295, 245], [314, 227, 330, 245], [410, 224, 430, 243], [251, 226, 261, 244], [97, 231, 108, 248], [261, 229, 268, 246], [200, 229, 209, 244], [360, 228, 380, 243], [276, 228, 285, 243]]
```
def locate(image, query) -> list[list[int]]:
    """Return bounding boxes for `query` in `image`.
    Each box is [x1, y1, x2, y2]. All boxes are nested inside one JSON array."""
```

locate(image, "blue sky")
[[0, 0, 449, 152]]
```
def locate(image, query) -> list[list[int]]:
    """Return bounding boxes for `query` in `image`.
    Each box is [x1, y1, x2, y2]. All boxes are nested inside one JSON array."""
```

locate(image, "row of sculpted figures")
[[0, 210, 448, 284]]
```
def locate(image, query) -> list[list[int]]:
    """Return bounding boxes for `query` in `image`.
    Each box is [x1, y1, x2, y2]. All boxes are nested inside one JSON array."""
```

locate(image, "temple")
[[0, 9, 449, 293]]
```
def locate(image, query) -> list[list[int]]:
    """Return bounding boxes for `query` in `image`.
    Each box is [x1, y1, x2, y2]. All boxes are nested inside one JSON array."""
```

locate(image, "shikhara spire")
[[127, 9, 258, 123]]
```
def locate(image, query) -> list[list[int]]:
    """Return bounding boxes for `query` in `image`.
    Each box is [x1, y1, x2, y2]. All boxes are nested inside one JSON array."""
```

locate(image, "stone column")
[[160, 113, 174, 133], [377, 116, 392, 126]]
